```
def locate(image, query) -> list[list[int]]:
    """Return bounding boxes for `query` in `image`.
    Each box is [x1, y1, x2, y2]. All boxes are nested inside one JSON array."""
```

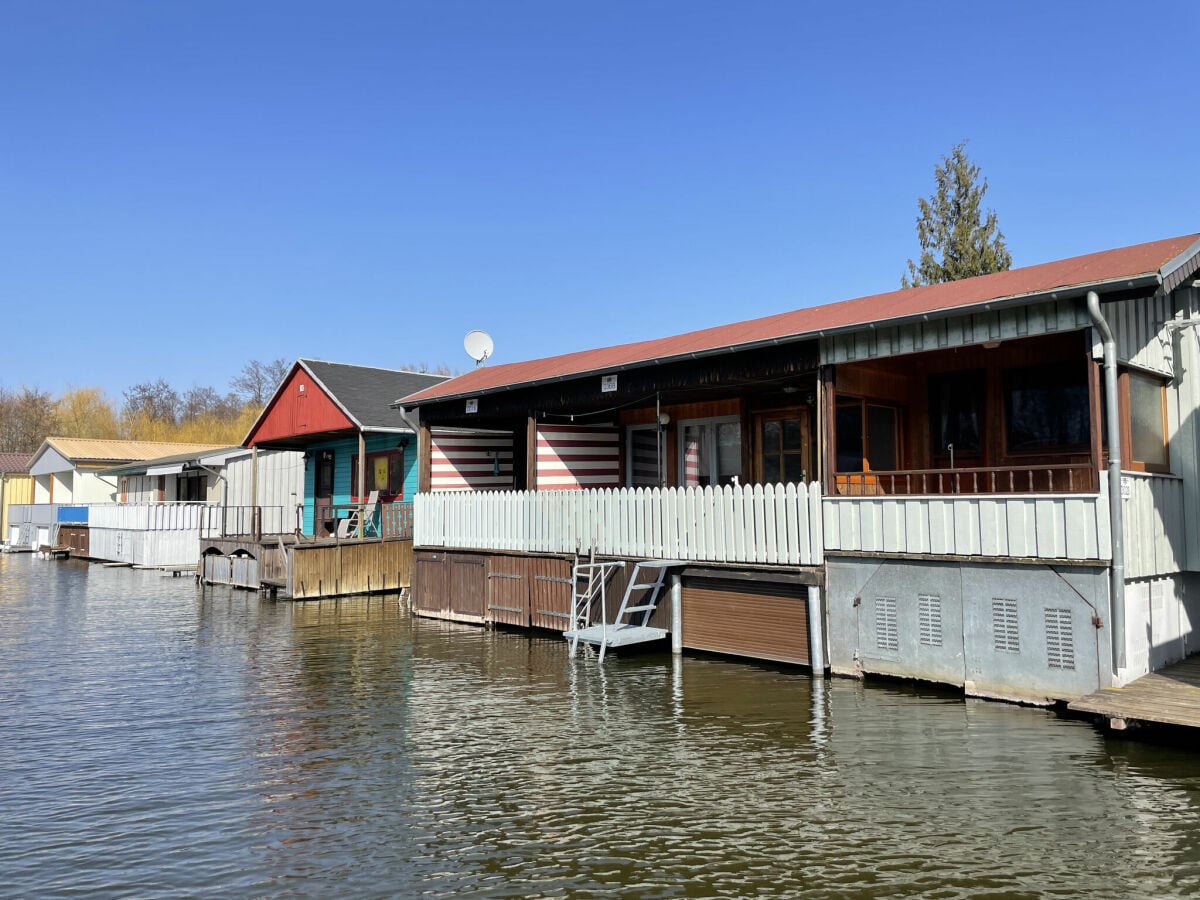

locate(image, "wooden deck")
[[1069, 655, 1200, 730]]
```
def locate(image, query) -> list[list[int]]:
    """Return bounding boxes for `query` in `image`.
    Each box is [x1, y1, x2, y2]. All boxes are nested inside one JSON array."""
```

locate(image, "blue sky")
[[3, 1, 1198, 400]]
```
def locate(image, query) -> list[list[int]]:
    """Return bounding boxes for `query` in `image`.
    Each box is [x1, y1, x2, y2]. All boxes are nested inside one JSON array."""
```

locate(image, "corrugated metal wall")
[[224, 450, 305, 509]]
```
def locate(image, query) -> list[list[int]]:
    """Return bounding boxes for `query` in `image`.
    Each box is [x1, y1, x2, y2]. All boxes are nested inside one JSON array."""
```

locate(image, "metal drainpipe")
[[1086, 290, 1126, 673]]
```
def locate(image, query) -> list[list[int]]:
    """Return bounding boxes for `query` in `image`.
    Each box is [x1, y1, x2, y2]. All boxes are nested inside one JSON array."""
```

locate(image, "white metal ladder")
[[565, 559, 683, 662]]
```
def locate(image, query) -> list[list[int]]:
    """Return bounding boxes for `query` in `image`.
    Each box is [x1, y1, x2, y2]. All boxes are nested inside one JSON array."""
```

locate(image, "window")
[[929, 370, 984, 457], [349, 449, 406, 500], [1004, 365, 1088, 453], [680, 417, 741, 487], [627, 425, 662, 487], [757, 411, 809, 484], [835, 398, 899, 472], [176, 473, 205, 502], [1124, 370, 1168, 472]]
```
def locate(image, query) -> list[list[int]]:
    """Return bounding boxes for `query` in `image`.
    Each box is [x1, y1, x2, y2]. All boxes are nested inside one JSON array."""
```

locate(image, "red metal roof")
[[401, 233, 1200, 405]]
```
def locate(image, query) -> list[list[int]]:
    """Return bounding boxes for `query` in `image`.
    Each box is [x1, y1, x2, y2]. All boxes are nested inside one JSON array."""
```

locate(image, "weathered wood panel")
[[449, 555, 486, 620], [487, 555, 529, 627], [291, 539, 414, 599], [414, 551, 446, 615], [681, 578, 809, 666], [823, 477, 1111, 561], [529, 556, 573, 631], [58, 525, 89, 557]]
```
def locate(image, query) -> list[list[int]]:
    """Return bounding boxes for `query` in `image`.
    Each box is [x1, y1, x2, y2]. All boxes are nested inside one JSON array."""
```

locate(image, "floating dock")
[[1069, 655, 1200, 731]]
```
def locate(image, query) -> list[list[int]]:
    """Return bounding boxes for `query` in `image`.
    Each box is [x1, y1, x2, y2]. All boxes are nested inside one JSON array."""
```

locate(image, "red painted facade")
[[246, 364, 354, 446]]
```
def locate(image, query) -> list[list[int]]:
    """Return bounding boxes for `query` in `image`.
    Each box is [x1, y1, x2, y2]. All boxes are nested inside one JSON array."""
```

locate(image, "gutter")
[[1086, 289, 1127, 675], [398, 273, 1162, 409]]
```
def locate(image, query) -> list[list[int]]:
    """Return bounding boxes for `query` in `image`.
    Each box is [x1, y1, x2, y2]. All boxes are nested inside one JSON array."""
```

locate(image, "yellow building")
[[0, 453, 33, 540]]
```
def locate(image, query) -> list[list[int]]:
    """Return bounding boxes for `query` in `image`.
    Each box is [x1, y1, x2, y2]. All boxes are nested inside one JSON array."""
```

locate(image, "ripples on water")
[[1, 553, 1198, 898]]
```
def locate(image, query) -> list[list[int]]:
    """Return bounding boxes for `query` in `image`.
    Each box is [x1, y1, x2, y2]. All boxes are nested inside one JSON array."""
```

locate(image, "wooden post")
[[357, 431, 366, 538], [418, 421, 432, 494], [819, 365, 835, 493], [526, 415, 538, 491]]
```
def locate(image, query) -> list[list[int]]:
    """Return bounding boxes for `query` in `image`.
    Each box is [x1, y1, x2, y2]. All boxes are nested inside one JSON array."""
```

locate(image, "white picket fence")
[[88, 502, 210, 531], [416, 483, 825, 566]]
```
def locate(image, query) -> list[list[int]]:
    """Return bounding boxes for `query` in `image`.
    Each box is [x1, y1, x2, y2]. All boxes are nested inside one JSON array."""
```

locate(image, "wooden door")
[[754, 408, 813, 485], [314, 450, 335, 535]]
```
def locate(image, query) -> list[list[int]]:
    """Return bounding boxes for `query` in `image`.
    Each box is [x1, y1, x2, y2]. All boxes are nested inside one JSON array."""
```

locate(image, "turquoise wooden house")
[[245, 359, 448, 537]]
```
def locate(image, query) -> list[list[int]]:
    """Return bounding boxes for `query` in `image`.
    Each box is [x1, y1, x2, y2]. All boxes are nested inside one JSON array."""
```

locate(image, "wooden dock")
[[1069, 655, 1200, 731]]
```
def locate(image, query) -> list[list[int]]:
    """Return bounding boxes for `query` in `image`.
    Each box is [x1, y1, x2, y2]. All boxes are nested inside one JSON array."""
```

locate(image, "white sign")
[[465, 398, 479, 414], [1120, 476, 1132, 500], [601, 374, 618, 393]]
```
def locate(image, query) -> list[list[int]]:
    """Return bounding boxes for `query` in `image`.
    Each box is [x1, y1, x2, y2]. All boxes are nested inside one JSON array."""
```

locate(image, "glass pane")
[[929, 370, 983, 454], [682, 425, 707, 487], [867, 406, 897, 471], [783, 418, 803, 451], [762, 420, 781, 453], [717, 422, 741, 485], [781, 452, 805, 484], [763, 453, 781, 484], [372, 456, 389, 492], [1130, 375, 1167, 467], [1005, 366, 1089, 452], [836, 404, 864, 472], [390, 453, 405, 495]]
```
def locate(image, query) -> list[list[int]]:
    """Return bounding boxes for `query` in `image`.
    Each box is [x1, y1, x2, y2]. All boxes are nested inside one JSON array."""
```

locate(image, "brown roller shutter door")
[[681, 578, 810, 666]]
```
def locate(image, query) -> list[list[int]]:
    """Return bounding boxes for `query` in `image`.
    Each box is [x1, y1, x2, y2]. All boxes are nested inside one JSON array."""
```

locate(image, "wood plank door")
[[314, 450, 335, 535]]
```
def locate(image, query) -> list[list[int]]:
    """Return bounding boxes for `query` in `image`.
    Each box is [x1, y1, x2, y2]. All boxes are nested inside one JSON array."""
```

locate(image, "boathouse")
[[222, 359, 449, 597], [0, 452, 32, 546], [397, 233, 1200, 704], [9, 438, 227, 551]]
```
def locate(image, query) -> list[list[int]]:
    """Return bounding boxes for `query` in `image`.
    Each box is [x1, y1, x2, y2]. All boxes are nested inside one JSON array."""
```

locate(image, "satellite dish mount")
[[464, 330, 494, 367]]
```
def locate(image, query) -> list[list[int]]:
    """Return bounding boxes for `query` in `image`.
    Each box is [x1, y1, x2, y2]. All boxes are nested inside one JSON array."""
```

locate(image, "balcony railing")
[[833, 463, 1097, 496]]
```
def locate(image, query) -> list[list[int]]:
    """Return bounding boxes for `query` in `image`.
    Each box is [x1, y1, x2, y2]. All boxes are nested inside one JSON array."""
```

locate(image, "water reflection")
[[0, 553, 1198, 898]]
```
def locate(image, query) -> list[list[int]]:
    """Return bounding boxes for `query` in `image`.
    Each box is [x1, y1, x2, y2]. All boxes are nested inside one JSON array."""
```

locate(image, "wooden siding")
[[413, 551, 447, 616], [681, 578, 809, 666], [415, 483, 824, 566], [291, 539, 414, 599], [1122, 473, 1186, 580], [248, 365, 354, 445], [430, 429, 515, 491], [1106, 294, 1175, 377], [535, 424, 620, 490], [821, 299, 1092, 365], [529, 556, 573, 630], [822, 478, 1112, 561], [487, 554, 530, 627], [58, 524, 89, 557]]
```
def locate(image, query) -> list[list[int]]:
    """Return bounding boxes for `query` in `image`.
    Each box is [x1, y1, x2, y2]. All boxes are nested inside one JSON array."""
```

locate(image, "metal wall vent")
[[1044, 607, 1076, 670], [918, 594, 942, 647], [875, 597, 899, 652], [992, 598, 1020, 653]]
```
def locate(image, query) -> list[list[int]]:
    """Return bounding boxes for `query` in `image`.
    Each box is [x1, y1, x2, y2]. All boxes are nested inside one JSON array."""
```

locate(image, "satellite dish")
[[464, 330, 494, 366]]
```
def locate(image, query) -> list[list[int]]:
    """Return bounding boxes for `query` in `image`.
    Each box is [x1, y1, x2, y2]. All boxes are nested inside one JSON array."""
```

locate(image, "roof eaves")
[[1159, 238, 1200, 294], [400, 271, 1163, 408]]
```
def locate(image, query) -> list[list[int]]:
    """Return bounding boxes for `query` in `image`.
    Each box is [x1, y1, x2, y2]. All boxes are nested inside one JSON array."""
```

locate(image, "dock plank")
[[1069, 656, 1200, 729]]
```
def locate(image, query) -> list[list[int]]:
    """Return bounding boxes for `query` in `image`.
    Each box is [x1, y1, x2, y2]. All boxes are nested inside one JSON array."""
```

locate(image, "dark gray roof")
[[301, 359, 449, 431]]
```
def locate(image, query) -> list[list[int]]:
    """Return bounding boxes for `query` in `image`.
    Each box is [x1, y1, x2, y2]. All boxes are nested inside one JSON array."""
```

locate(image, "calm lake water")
[[1, 553, 1199, 898]]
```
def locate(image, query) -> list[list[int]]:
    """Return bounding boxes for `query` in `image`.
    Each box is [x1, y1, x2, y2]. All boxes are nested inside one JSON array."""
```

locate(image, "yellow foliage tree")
[[56, 387, 120, 439]]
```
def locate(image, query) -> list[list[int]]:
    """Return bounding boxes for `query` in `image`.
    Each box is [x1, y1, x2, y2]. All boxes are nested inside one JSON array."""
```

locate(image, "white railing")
[[822, 475, 1112, 561], [87, 502, 209, 531], [416, 483, 824, 566], [7, 504, 61, 526]]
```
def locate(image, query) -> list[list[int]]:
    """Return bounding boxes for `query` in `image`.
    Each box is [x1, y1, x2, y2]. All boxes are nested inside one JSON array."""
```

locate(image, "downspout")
[[1086, 290, 1126, 674]]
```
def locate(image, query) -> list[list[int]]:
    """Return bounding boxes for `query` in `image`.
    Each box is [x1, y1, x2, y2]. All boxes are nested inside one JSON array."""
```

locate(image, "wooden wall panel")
[[529, 556, 573, 631], [449, 555, 486, 620], [413, 551, 446, 614], [487, 554, 529, 627]]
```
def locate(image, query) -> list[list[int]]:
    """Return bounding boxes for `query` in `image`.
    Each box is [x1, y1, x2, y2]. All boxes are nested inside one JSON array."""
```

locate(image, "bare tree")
[[0, 386, 60, 452], [231, 358, 290, 407], [122, 379, 181, 426]]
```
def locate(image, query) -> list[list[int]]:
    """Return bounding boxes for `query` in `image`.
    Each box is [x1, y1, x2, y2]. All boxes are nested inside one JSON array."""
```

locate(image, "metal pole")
[[670, 572, 682, 654], [807, 584, 825, 675]]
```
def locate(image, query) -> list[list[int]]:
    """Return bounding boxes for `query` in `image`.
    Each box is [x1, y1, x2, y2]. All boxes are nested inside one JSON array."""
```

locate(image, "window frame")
[[349, 448, 406, 501], [834, 396, 902, 473], [677, 415, 742, 488], [1002, 363, 1091, 457], [1119, 368, 1169, 474]]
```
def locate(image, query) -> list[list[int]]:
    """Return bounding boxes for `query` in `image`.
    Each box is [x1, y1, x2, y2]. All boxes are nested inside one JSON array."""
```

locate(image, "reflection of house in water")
[[397, 233, 1200, 705]]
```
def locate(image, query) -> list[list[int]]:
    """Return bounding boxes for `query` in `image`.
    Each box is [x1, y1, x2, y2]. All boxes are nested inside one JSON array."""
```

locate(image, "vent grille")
[[1045, 608, 1075, 670], [875, 597, 898, 652], [992, 598, 1020, 653], [918, 594, 942, 647]]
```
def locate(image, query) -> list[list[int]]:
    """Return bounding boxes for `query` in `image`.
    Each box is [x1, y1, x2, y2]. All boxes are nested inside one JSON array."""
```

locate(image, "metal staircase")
[[565, 559, 684, 662]]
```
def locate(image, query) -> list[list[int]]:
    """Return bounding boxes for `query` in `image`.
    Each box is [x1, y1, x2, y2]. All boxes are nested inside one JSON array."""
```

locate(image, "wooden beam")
[[418, 421, 432, 494], [820, 365, 836, 493], [525, 415, 538, 491]]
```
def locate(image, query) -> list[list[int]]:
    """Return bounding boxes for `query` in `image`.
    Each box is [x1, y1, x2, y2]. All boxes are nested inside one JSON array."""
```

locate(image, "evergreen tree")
[[902, 141, 1012, 288]]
